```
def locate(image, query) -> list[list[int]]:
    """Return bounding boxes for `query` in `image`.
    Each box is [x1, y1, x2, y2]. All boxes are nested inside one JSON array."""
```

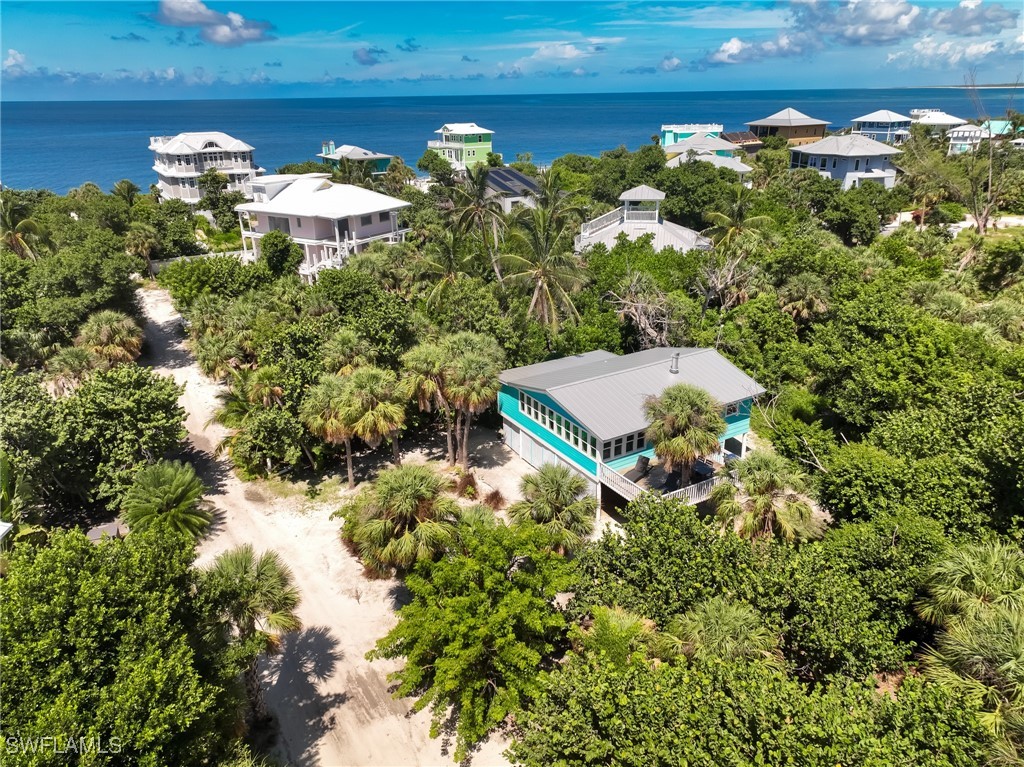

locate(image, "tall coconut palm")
[[206, 545, 302, 723], [121, 460, 211, 538], [75, 310, 143, 363], [299, 374, 357, 489], [341, 463, 460, 576], [453, 165, 506, 282], [527, 167, 583, 230], [399, 342, 456, 463], [125, 221, 160, 278], [46, 346, 106, 396], [344, 366, 407, 465], [111, 179, 141, 209], [578, 605, 655, 667], [321, 327, 376, 376], [502, 206, 587, 329], [443, 334, 504, 469], [417, 229, 476, 306], [1, 191, 52, 260], [653, 596, 782, 666], [643, 383, 725, 478], [917, 541, 1024, 627], [508, 464, 596, 554], [703, 185, 774, 249], [710, 451, 822, 543]]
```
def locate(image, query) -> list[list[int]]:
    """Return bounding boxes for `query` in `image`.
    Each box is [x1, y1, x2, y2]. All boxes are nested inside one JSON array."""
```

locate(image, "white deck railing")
[[581, 207, 626, 236], [597, 463, 725, 505]]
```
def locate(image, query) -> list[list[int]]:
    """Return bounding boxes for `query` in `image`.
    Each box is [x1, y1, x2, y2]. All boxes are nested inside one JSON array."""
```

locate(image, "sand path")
[[138, 285, 509, 767]]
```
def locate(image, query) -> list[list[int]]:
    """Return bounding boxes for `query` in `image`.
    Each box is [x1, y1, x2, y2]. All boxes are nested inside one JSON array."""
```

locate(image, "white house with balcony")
[[427, 123, 494, 172], [911, 108, 968, 136], [235, 174, 410, 281], [947, 124, 993, 155], [851, 109, 912, 144], [790, 134, 900, 190], [574, 185, 711, 253], [149, 131, 264, 204]]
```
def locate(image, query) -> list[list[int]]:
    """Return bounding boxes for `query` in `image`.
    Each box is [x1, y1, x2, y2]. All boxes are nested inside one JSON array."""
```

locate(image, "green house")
[[498, 348, 765, 507], [427, 123, 494, 172]]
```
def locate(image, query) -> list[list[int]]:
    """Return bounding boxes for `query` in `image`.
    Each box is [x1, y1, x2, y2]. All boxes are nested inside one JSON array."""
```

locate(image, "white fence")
[[597, 464, 724, 505]]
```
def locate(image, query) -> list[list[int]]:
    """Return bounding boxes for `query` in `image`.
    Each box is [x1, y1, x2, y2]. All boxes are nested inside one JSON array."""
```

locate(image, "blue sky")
[[2, 0, 1022, 100]]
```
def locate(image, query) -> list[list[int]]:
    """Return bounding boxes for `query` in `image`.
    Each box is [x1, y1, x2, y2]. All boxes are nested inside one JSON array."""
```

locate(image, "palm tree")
[[1, 191, 52, 260], [703, 185, 774, 249], [344, 366, 407, 465], [916, 541, 1024, 627], [149, 183, 162, 203], [502, 206, 588, 329], [452, 166, 506, 282], [780, 272, 829, 322], [246, 365, 286, 408], [46, 346, 106, 395], [321, 328, 376, 376], [207, 545, 302, 723], [508, 464, 596, 554], [299, 374, 357, 489], [643, 383, 725, 478], [527, 167, 583, 229], [710, 451, 822, 543], [578, 606, 655, 666], [417, 229, 476, 306], [442, 334, 504, 469], [111, 179, 141, 209], [125, 221, 160, 278], [75, 310, 143, 363], [653, 596, 782, 665], [195, 333, 243, 380], [399, 342, 456, 463], [920, 603, 1024, 761], [122, 460, 210, 538], [341, 464, 460, 576]]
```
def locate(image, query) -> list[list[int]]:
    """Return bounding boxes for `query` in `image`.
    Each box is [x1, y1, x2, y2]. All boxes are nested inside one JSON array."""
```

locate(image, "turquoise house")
[[318, 142, 393, 175], [660, 123, 723, 146], [498, 348, 765, 503]]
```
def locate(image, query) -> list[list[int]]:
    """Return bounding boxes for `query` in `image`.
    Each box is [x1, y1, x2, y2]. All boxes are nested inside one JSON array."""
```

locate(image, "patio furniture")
[[624, 455, 651, 482], [663, 472, 681, 492]]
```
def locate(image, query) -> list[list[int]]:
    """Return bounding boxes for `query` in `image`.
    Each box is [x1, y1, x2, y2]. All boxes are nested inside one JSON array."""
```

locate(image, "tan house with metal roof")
[[747, 108, 829, 146]]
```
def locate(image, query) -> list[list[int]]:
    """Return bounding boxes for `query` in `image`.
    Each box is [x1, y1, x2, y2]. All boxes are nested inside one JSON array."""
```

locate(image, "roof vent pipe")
[[669, 352, 680, 374]]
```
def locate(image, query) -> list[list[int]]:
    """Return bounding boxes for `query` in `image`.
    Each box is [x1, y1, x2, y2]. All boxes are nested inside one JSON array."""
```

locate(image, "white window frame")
[[518, 392, 597, 458], [724, 402, 740, 417]]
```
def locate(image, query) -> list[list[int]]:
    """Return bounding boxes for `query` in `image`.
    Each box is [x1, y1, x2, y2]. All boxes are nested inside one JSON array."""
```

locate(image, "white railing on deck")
[[663, 475, 724, 504], [624, 209, 658, 222], [597, 464, 646, 501], [580, 207, 625, 236], [597, 464, 725, 505]]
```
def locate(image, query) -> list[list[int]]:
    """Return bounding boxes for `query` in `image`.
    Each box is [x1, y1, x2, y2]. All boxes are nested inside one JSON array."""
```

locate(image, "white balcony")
[[579, 206, 659, 237]]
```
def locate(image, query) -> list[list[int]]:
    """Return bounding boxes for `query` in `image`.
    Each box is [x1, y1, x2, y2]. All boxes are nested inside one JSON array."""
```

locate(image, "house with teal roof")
[[498, 348, 765, 508]]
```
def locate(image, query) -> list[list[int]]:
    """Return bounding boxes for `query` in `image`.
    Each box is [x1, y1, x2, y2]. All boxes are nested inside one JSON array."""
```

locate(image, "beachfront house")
[[660, 123, 723, 146], [947, 125, 992, 155], [663, 132, 739, 159], [911, 108, 967, 136], [851, 109, 912, 144], [498, 348, 766, 507], [574, 184, 711, 253], [789, 134, 900, 190], [235, 173, 410, 282], [747, 108, 828, 146], [981, 119, 1023, 139], [427, 123, 495, 172], [483, 167, 539, 214], [150, 131, 264, 204], [317, 141, 394, 174]]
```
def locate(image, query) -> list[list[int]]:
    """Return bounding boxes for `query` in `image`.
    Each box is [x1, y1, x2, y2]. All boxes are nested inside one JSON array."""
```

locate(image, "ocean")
[[2, 88, 1019, 194]]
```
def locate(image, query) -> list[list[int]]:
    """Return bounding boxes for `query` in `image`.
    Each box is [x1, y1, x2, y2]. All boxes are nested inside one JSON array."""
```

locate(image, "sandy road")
[[138, 285, 509, 767]]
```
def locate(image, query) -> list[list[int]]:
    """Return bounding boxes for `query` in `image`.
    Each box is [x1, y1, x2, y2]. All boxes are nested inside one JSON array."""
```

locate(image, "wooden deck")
[[597, 456, 725, 506]]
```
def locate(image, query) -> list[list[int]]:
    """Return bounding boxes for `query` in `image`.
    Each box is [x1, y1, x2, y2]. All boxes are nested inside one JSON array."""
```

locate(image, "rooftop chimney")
[[669, 352, 680, 374]]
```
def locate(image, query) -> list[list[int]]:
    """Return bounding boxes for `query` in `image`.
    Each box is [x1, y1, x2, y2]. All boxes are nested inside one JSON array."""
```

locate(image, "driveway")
[[138, 284, 510, 767]]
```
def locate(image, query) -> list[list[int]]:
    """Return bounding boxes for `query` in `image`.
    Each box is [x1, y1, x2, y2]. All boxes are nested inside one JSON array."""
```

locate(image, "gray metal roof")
[[790, 134, 901, 158], [500, 347, 766, 441], [747, 107, 828, 127], [619, 185, 665, 201]]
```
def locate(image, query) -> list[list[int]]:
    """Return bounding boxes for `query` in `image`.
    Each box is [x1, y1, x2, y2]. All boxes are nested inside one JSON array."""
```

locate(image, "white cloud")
[[889, 34, 1006, 67], [3, 49, 26, 69], [706, 37, 750, 65], [931, 0, 1019, 36], [659, 54, 682, 72], [155, 0, 274, 47]]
